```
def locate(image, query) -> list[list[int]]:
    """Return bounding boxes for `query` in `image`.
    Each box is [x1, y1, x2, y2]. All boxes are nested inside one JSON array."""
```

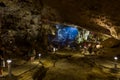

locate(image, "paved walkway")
[[1, 52, 120, 79], [96, 60, 120, 68], [0, 59, 41, 80]]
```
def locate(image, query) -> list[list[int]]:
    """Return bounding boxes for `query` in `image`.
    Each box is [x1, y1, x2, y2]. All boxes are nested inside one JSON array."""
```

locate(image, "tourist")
[[88, 43, 92, 54], [28, 48, 36, 62]]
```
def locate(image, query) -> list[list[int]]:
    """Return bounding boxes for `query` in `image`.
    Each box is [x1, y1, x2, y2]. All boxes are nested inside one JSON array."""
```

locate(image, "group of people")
[[80, 41, 99, 55]]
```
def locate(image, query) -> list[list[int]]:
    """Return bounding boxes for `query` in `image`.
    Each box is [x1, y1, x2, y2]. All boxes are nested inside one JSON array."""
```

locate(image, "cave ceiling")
[[1, 0, 120, 39], [42, 0, 120, 39]]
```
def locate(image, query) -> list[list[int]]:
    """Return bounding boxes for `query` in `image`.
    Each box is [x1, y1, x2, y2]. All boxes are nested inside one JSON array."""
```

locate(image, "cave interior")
[[0, 0, 120, 80]]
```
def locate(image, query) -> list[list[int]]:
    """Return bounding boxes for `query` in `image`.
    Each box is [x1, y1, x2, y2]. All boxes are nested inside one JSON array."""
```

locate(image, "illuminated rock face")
[[41, 0, 120, 39], [109, 27, 120, 40], [1, 0, 120, 39], [0, 1, 54, 54], [53, 25, 78, 46], [1, 0, 120, 52]]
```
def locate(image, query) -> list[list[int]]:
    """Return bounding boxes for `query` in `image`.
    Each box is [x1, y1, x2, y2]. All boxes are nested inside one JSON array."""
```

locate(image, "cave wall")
[[1, 0, 120, 57], [41, 0, 120, 39], [0, 0, 56, 56], [1, 0, 120, 39]]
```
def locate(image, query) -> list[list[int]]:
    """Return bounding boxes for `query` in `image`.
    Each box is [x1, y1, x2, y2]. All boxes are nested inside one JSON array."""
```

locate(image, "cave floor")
[[1, 51, 120, 80]]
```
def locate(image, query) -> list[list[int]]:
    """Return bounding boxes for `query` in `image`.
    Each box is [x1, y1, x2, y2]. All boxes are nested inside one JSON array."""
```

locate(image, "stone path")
[[0, 59, 42, 80], [1, 52, 120, 80]]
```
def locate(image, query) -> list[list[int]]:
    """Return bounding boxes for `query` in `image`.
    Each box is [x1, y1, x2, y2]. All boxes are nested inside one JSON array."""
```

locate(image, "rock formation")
[[0, 0, 120, 56]]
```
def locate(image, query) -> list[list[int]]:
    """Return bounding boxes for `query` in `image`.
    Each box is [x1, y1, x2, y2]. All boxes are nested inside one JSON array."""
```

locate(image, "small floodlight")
[[53, 48, 56, 52], [7, 60, 12, 64], [38, 53, 41, 57], [114, 56, 118, 60]]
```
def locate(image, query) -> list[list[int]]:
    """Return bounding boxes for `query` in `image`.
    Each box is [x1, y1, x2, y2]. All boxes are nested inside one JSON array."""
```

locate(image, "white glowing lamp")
[[53, 48, 56, 52], [38, 53, 41, 57], [7, 60, 12, 64], [96, 45, 101, 49], [114, 56, 118, 60]]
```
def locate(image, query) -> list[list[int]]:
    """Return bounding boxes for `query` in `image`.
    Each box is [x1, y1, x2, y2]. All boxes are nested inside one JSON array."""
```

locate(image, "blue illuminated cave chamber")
[[48, 24, 100, 50], [52, 24, 79, 48]]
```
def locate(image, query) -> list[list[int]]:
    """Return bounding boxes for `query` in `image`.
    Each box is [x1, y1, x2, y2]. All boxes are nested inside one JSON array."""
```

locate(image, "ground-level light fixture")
[[38, 53, 42, 64], [53, 48, 56, 52], [113, 56, 118, 71], [7, 59, 12, 64], [114, 56, 118, 61], [7, 59, 12, 77], [38, 53, 41, 57]]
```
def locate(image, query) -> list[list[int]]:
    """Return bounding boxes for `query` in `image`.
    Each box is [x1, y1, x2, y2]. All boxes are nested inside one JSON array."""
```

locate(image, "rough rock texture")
[[97, 38, 120, 57], [0, 0, 56, 56], [1, 1, 120, 80], [1, 0, 120, 39], [41, 0, 120, 39], [0, 0, 120, 56]]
